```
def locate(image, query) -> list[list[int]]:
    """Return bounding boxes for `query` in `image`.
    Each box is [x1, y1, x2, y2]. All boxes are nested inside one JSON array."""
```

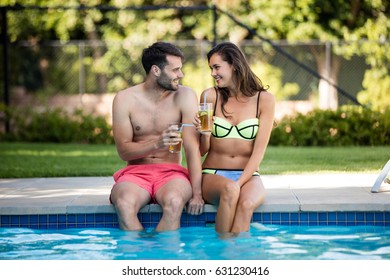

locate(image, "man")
[[110, 42, 204, 231]]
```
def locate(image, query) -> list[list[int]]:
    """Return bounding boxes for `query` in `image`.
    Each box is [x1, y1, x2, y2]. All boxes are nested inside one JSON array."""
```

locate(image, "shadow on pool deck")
[[1, 173, 390, 216]]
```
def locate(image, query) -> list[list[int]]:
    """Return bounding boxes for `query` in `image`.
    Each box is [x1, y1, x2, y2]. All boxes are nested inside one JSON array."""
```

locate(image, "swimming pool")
[[1, 224, 389, 260]]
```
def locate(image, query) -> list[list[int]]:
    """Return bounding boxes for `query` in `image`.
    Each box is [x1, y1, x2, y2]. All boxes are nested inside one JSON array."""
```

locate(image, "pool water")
[[1, 224, 390, 260]]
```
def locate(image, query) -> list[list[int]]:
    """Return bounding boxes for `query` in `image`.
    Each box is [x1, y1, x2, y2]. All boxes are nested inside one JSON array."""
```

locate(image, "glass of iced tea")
[[198, 103, 213, 132], [168, 122, 183, 153]]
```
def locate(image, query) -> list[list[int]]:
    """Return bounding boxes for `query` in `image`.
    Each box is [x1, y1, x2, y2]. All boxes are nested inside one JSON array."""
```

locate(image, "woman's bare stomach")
[[202, 152, 250, 169]]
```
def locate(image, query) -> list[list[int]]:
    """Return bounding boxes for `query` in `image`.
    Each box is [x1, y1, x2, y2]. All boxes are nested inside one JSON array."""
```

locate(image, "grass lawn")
[[0, 142, 389, 178]]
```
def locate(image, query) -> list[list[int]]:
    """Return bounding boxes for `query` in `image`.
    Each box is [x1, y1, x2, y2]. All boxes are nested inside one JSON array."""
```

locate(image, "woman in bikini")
[[194, 42, 275, 233]]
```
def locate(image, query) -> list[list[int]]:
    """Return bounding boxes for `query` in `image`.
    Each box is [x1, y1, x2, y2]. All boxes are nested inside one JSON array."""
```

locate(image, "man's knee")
[[113, 191, 148, 215], [161, 195, 186, 216], [113, 197, 133, 211]]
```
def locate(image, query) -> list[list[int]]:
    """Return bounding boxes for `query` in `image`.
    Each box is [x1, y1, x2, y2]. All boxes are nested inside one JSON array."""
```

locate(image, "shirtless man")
[[110, 42, 204, 231]]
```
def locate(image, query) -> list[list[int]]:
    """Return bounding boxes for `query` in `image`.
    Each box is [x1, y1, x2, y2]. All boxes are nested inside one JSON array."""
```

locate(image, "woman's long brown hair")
[[207, 42, 268, 118]]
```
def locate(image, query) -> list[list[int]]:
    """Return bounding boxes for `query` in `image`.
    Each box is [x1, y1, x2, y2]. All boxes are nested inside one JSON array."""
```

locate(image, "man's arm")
[[179, 87, 204, 215]]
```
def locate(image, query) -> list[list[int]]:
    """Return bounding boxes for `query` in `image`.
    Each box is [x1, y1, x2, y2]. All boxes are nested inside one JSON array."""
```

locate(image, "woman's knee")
[[237, 199, 256, 213], [220, 183, 240, 204], [237, 195, 264, 214]]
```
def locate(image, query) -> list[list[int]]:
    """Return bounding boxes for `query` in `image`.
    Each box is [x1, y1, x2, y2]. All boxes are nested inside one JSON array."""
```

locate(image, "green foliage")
[[270, 106, 390, 146], [3, 0, 389, 107], [0, 142, 123, 178], [218, 0, 389, 108], [1, 142, 388, 177], [2, 103, 388, 147], [357, 56, 390, 110], [0, 104, 113, 144], [250, 61, 299, 101]]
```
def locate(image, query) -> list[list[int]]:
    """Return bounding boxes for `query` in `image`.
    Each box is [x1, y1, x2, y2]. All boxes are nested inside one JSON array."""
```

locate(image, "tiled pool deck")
[[1, 173, 390, 229]]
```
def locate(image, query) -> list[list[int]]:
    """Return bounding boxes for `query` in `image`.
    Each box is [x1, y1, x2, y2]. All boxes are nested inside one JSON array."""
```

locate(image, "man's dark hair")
[[141, 42, 184, 74]]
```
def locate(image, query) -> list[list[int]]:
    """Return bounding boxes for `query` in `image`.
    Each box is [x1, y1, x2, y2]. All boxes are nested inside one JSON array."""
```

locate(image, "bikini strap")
[[213, 87, 219, 117], [256, 91, 261, 118]]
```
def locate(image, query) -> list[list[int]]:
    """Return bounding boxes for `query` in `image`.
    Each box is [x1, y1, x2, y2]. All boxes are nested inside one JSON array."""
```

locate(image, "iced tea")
[[168, 123, 183, 153], [198, 103, 213, 132]]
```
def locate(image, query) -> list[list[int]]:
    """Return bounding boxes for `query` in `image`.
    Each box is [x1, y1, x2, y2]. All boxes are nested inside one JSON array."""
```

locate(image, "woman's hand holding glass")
[[193, 113, 213, 135]]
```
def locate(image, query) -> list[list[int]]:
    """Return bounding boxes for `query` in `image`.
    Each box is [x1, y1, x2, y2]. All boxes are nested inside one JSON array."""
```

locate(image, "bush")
[[269, 106, 390, 146], [0, 104, 113, 144], [1, 104, 389, 146]]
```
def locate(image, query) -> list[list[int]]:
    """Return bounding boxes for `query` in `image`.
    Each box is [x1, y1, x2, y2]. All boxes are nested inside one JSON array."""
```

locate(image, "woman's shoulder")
[[258, 90, 275, 112], [201, 87, 216, 95], [259, 90, 275, 102], [201, 87, 217, 103]]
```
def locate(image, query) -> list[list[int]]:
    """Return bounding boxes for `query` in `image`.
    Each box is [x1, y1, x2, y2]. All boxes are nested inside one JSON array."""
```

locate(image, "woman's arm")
[[198, 88, 216, 156], [237, 91, 276, 187]]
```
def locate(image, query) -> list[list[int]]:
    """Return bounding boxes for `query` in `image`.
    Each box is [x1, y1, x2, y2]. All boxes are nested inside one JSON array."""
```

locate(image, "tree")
[[212, 0, 390, 109], [3, 0, 388, 109]]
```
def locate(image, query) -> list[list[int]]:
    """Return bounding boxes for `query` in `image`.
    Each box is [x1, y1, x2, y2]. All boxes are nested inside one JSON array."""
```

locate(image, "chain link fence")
[[2, 39, 369, 113]]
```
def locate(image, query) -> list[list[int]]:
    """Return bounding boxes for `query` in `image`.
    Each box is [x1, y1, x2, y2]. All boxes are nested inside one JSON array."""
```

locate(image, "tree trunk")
[[311, 43, 340, 110], [85, 14, 107, 94]]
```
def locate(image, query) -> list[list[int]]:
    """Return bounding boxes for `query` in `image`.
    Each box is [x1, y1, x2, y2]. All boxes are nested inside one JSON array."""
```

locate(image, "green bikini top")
[[211, 89, 260, 141]]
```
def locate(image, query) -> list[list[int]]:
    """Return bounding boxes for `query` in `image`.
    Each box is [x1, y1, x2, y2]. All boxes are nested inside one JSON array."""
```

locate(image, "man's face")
[[157, 55, 184, 91]]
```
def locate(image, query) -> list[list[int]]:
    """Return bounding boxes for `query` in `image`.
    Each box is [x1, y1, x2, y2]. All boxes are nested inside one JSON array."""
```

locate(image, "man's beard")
[[157, 73, 179, 91]]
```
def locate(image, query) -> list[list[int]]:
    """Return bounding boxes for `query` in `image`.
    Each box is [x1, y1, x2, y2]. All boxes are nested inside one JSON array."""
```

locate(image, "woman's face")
[[209, 54, 234, 88]]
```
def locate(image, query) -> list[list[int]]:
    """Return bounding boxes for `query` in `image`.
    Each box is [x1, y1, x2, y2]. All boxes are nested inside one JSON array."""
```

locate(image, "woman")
[[195, 42, 275, 233]]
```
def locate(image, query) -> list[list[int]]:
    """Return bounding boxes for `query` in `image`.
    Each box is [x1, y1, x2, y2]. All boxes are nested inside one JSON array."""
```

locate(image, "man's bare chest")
[[130, 102, 181, 136]]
